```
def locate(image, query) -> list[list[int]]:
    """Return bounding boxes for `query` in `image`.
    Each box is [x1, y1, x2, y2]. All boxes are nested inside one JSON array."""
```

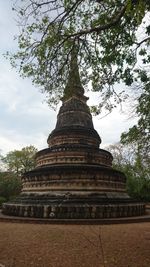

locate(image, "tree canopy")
[[121, 81, 150, 154], [10, 0, 150, 110], [2, 146, 37, 176], [106, 142, 150, 201]]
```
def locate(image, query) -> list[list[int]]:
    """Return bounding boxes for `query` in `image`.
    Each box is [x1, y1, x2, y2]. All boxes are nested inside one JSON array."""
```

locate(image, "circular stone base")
[[2, 202, 145, 219]]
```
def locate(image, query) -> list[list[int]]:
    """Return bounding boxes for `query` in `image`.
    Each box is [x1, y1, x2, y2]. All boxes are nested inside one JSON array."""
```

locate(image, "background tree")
[[0, 151, 3, 172], [2, 146, 38, 176], [0, 172, 22, 205], [107, 142, 150, 201], [121, 81, 150, 158]]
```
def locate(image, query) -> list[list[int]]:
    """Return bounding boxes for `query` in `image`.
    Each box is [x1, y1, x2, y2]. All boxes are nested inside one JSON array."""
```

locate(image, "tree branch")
[[65, 4, 127, 38], [136, 36, 150, 48]]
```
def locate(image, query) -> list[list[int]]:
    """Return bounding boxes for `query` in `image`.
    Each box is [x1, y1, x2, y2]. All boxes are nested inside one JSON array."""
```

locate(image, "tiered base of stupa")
[[3, 162, 145, 219]]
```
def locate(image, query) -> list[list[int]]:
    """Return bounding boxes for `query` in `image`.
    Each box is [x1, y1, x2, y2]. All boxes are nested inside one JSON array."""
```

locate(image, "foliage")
[[107, 142, 150, 201], [0, 151, 4, 171], [0, 172, 22, 201], [8, 0, 150, 110], [121, 82, 150, 157], [0, 196, 7, 208], [2, 145, 38, 176]]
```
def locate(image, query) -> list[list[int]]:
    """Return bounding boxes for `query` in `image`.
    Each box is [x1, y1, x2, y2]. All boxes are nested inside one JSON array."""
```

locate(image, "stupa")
[[3, 51, 145, 219]]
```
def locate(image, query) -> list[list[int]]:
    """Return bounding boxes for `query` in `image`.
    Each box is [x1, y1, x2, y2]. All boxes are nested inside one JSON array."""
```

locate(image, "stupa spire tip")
[[62, 44, 87, 102]]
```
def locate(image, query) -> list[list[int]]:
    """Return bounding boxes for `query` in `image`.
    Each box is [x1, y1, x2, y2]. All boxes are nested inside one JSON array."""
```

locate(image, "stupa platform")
[[0, 207, 149, 224]]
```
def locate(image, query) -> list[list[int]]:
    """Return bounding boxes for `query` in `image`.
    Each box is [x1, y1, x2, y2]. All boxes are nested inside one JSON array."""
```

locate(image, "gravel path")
[[0, 222, 150, 267]]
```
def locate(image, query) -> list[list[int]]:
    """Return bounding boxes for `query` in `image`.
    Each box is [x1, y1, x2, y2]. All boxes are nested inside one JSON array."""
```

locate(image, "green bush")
[[0, 172, 22, 201], [0, 196, 6, 208], [126, 175, 150, 202]]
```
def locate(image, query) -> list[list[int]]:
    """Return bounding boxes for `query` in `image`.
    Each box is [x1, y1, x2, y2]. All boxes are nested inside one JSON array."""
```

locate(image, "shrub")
[[0, 196, 6, 208], [0, 172, 22, 201]]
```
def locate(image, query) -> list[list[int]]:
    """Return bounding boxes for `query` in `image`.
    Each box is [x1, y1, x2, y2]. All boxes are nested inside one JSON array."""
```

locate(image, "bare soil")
[[0, 222, 150, 267]]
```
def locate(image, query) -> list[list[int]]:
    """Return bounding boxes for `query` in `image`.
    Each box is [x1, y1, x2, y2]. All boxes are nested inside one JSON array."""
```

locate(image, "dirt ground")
[[0, 222, 150, 267]]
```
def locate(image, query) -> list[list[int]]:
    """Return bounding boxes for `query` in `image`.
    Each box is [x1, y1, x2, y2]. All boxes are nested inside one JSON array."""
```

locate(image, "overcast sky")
[[0, 1, 137, 155]]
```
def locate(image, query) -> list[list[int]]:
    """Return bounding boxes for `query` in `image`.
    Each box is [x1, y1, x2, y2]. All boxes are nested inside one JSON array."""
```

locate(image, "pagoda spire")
[[62, 45, 87, 102]]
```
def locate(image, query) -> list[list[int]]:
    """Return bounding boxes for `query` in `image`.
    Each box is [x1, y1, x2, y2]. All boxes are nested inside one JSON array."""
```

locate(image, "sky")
[[0, 1, 138, 155]]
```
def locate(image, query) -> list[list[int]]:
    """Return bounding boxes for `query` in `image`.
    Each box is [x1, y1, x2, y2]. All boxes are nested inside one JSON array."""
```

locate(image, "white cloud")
[[0, 61, 57, 155], [0, 128, 50, 155], [0, 1, 19, 52], [93, 109, 137, 148]]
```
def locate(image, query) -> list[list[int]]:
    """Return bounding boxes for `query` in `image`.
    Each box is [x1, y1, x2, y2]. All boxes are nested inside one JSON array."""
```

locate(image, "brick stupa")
[[3, 52, 145, 219]]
